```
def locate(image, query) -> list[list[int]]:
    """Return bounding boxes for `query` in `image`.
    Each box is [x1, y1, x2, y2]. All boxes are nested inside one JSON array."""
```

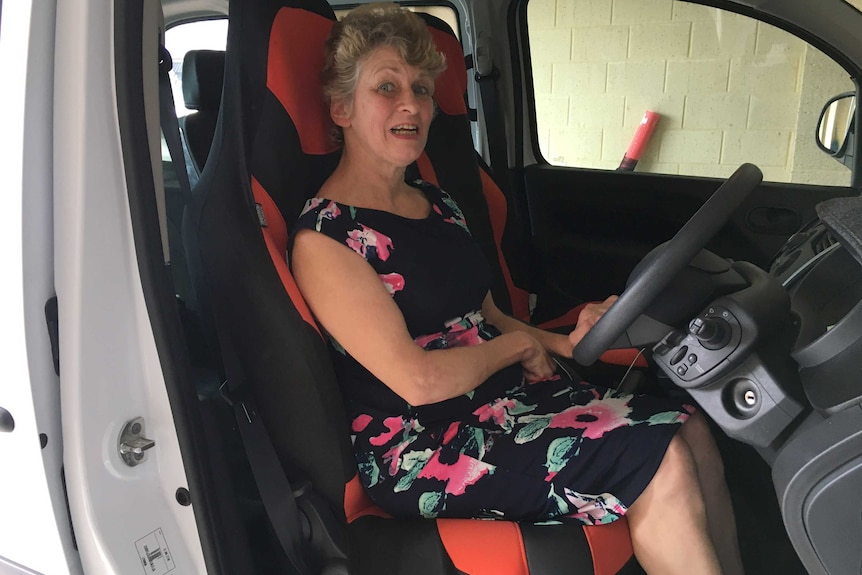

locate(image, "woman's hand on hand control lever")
[[519, 332, 558, 383]]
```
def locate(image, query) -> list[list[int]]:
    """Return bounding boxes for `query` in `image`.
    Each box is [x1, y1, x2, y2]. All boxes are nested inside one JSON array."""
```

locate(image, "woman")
[[290, 4, 744, 574]]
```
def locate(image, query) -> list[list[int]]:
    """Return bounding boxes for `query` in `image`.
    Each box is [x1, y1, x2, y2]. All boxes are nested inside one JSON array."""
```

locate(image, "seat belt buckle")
[[219, 379, 246, 407], [158, 45, 173, 77]]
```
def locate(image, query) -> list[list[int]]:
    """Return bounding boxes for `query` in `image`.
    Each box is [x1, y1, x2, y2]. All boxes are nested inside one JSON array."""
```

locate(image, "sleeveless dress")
[[292, 180, 693, 525]]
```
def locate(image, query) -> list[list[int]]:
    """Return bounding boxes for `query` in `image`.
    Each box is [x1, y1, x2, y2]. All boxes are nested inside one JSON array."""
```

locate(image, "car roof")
[[161, 0, 862, 67]]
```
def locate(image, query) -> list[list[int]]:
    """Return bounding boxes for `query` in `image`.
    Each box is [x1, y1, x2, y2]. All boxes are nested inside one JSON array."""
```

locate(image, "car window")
[[527, 0, 855, 185], [334, 5, 460, 39], [165, 18, 228, 118]]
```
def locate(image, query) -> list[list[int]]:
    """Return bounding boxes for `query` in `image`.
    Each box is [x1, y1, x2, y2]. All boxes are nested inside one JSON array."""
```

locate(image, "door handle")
[[746, 207, 801, 235], [0, 406, 14, 432]]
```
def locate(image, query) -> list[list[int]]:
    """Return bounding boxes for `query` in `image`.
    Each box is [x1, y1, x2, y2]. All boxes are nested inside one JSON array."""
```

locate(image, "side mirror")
[[816, 92, 856, 157]]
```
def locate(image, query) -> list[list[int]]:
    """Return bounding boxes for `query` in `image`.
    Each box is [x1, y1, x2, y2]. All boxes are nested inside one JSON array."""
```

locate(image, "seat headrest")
[[267, 8, 337, 155], [419, 14, 468, 117], [265, 9, 468, 156], [182, 49, 226, 112]]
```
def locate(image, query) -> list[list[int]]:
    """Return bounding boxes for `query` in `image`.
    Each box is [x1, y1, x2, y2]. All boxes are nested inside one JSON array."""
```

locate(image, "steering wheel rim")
[[572, 163, 764, 366]]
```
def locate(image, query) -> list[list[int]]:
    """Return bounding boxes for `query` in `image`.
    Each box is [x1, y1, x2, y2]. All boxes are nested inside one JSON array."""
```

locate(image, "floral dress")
[[292, 180, 693, 525]]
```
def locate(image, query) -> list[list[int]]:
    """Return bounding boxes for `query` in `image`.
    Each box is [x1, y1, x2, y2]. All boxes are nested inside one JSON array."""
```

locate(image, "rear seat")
[[180, 49, 225, 176]]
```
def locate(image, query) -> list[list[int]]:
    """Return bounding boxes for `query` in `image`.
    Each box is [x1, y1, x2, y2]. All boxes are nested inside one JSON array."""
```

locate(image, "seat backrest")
[[417, 15, 532, 322], [193, 0, 355, 514], [194, 0, 532, 522], [180, 49, 225, 172]]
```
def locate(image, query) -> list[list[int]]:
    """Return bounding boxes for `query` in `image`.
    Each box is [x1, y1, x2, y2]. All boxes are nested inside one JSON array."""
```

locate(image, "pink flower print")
[[414, 331, 442, 350], [315, 200, 341, 231], [383, 435, 422, 476], [301, 197, 325, 216], [417, 452, 495, 496], [414, 326, 484, 350], [432, 204, 443, 216], [442, 422, 460, 445], [563, 489, 627, 525], [516, 392, 634, 443], [346, 225, 394, 261], [543, 436, 580, 482], [352, 413, 373, 434], [473, 398, 519, 432], [373, 416, 424, 475], [545, 394, 634, 440], [379, 273, 405, 296], [414, 312, 487, 350], [448, 326, 484, 347], [369, 416, 404, 447], [441, 195, 470, 233]]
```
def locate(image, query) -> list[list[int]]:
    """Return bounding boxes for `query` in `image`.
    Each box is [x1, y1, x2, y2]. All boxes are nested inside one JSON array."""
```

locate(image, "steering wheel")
[[572, 163, 764, 366]]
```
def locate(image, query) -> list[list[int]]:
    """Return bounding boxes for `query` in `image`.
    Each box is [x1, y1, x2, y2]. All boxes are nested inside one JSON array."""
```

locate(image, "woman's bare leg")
[[626, 434, 723, 575], [678, 412, 745, 575]]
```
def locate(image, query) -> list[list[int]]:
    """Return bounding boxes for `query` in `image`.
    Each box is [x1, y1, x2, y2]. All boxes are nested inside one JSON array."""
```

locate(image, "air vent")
[[812, 229, 837, 254]]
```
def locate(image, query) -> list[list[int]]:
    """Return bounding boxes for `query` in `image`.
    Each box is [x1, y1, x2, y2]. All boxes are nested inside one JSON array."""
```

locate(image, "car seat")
[[416, 16, 646, 371], [190, 0, 644, 572], [180, 49, 225, 176]]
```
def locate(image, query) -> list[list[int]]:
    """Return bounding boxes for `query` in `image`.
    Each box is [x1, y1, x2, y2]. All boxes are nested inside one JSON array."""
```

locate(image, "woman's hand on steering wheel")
[[568, 296, 619, 352]]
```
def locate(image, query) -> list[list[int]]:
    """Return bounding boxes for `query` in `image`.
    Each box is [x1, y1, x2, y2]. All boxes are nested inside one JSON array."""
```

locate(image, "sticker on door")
[[135, 528, 175, 574]]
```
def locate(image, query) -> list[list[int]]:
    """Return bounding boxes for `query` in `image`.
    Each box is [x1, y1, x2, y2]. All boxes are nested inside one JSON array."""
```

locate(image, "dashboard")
[[771, 211, 862, 414], [649, 194, 862, 449]]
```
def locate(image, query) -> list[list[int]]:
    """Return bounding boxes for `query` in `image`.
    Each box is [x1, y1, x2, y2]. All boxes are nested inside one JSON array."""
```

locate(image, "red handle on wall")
[[618, 111, 660, 171]]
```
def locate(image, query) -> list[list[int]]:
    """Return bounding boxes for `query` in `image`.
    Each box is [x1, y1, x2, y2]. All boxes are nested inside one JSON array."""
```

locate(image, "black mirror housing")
[[816, 92, 856, 170]]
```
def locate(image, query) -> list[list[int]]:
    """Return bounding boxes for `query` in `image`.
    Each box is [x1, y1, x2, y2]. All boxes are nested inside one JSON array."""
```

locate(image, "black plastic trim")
[[794, 299, 862, 367], [44, 296, 60, 376]]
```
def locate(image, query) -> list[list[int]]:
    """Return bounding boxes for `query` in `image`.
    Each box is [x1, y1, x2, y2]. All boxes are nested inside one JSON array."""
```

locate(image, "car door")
[[515, 0, 861, 318], [0, 2, 83, 574]]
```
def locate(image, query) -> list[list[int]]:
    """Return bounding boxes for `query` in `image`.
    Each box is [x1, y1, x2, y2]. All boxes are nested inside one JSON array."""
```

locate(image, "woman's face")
[[332, 45, 435, 170]]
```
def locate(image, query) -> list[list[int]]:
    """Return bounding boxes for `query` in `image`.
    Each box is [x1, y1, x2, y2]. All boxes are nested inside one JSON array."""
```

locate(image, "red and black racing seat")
[[192, 0, 644, 572], [417, 16, 645, 370]]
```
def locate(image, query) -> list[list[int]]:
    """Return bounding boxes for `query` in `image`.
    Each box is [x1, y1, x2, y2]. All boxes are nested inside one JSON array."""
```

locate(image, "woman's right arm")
[[291, 229, 546, 406]]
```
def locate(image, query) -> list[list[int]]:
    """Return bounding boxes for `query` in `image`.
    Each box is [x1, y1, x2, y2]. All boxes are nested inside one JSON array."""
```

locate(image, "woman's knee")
[[652, 435, 700, 494], [679, 411, 725, 478], [629, 434, 704, 518]]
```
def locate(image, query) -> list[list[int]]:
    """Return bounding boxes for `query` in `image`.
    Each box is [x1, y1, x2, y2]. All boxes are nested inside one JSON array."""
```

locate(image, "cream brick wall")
[[527, 0, 854, 184]]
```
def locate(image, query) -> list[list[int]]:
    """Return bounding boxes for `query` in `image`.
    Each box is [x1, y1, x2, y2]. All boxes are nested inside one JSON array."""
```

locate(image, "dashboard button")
[[676, 365, 688, 376], [670, 346, 688, 366], [688, 354, 698, 364]]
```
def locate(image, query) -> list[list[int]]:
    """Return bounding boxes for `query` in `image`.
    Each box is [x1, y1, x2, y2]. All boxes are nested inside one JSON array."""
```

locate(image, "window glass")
[[335, 5, 460, 39], [165, 18, 228, 118], [527, 0, 854, 185]]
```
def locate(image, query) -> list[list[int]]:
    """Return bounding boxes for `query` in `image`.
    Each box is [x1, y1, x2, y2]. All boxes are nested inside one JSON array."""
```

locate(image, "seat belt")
[[158, 46, 199, 191], [470, 46, 536, 296], [474, 63, 509, 185], [217, 341, 313, 575], [158, 44, 312, 575]]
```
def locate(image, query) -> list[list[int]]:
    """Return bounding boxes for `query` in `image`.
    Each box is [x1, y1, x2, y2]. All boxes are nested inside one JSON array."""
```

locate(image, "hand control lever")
[[688, 317, 731, 350]]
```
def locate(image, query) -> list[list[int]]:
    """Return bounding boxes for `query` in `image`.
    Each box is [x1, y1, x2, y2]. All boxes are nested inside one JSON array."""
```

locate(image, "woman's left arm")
[[480, 292, 617, 357]]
